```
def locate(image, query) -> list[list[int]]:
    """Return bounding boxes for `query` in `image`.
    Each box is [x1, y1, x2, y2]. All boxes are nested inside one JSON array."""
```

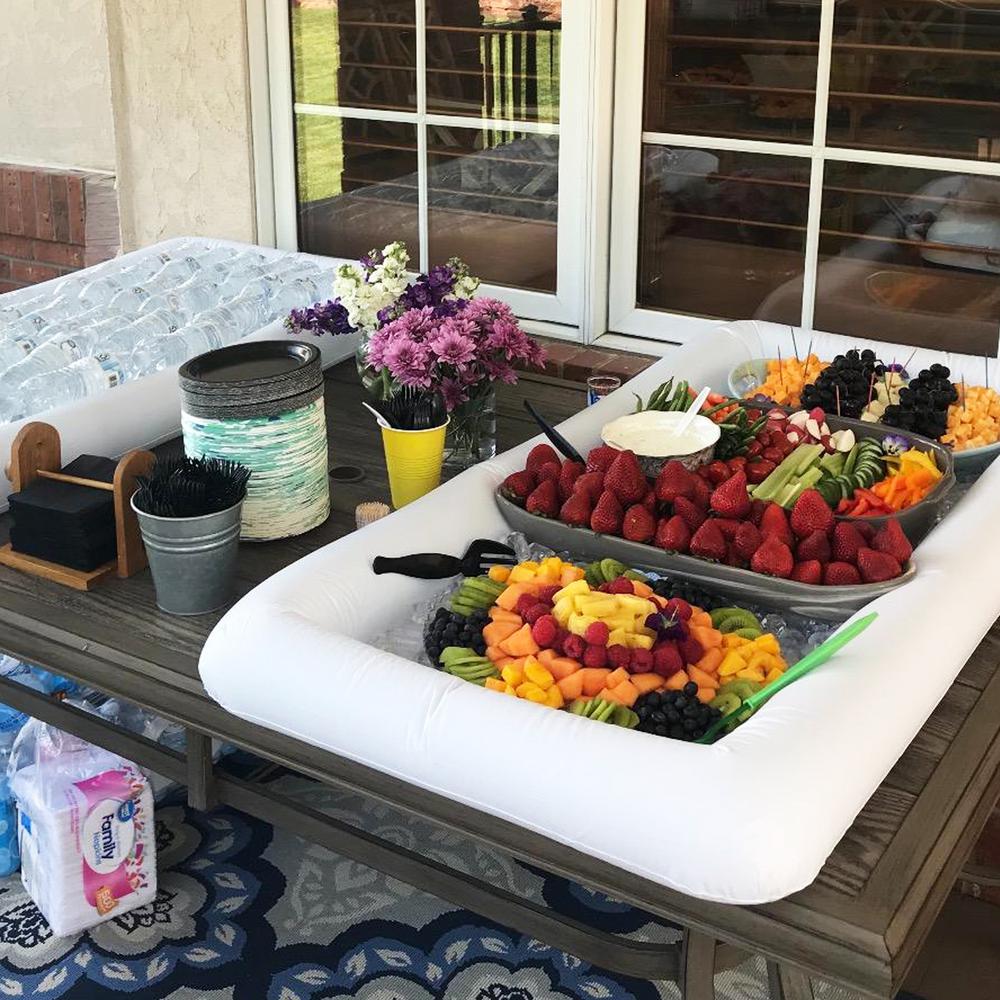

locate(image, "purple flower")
[[439, 376, 468, 412], [428, 324, 477, 368], [384, 339, 432, 388], [285, 299, 354, 338], [483, 357, 518, 385], [484, 317, 531, 360]]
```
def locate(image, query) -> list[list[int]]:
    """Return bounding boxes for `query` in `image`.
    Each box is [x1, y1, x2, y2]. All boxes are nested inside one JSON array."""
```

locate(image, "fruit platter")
[[731, 346, 1000, 474], [200, 320, 1000, 905], [423, 554, 793, 743]]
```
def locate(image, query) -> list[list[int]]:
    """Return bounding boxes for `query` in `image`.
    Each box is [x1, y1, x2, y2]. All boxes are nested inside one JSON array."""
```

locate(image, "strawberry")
[[823, 561, 862, 586], [677, 634, 704, 666], [689, 474, 712, 511], [745, 459, 776, 485], [790, 560, 822, 585], [536, 461, 561, 483], [689, 519, 727, 561], [723, 545, 744, 568], [674, 495, 707, 533], [622, 504, 656, 543], [604, 450, 648, 505], [607, 645, 631, 669], [590, 490, 624, 535], [573, 471, 605, 504], [759, 502, 794, 546], [655, 515, 691, 553], [712, 517, 741, 540], [857, 547, 902, 583], [873, 519, 912, 565], [654, 460, 695, 504], [584, 621, 609, 645], [525, 479, 559, 518], [702, 460, 731, 486], [795, 529, 831, 565], [831, 522, 866, 564], [733, 521, 762, 562], [790, 489, 834, 539], [557, 460, 585, 501], [499, 470, 535, 506], [526, 443, 560, 474], [630, 648, 654, 673], [641, 489, 657, 513], [583, 644, 608, 668], [585, 445, 619, 475], [855, 521, 876, 543], [710, 470, 751, 519], [558, 490, 593, 527], [749, 498, 769, 526], [750, 535, 793, 578], [652, 642, 683, 677]]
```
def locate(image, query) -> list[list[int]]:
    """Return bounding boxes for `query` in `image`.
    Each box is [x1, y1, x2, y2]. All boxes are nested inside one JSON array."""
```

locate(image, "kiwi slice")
[[710, 691, 742, 715], [614, 705, 640, 729], [584, 562, 604, 587], [733, 627, 762, 640], [600, 558, 628, 582], [720, 679, 761, 700], [710, 607, 761, 632], [623, 569, 648, 583]]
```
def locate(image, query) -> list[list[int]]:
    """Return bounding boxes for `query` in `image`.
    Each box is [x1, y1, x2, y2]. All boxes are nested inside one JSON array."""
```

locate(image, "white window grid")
[[257, 0, 596, 334], [608, 0, 1000, 345]]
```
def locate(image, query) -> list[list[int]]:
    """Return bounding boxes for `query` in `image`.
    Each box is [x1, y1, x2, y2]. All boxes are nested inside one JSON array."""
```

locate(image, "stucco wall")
[[105, 0, 257, 250], [0, 0, 116, 172]]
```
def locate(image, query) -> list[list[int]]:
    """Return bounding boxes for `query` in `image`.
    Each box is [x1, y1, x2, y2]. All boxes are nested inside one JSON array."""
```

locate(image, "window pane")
[[426, 125, 557, 291], [291, 0, 417, 112], [295, 116, 419, 259], [827, 4, 1000, 160], [814, 163, 1000, 356], [643, 1, 820, 143], [425, 1, 560, 122], [637, 146, 808, 321]]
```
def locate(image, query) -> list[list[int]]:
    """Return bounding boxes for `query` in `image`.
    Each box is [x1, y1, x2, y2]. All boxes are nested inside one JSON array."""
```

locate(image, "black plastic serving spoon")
[[522, 400, 585, 465]]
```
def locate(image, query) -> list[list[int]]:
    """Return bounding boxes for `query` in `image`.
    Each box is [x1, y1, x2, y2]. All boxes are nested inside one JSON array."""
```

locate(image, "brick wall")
[[0, 164, 119, 295]]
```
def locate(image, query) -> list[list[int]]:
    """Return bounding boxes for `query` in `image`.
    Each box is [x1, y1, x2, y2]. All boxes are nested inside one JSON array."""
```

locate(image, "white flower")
[[333, 243, 413, 332]]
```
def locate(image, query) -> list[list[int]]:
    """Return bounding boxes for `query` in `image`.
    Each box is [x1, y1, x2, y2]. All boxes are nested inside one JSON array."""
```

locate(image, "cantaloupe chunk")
[[579, 667, 611, 697], [664, 669, 690, 691], [688, 665, 719, 690], [547, 657, 581, 681], [689, 610, 713, 629], [631, 580, 654, 598], [690, 625, 722, 649], [496, 584, 531, 611], [498, 624, 540, 657], [596, 686, 624, 704], [695, 648, 724, 674], [536, 648, 559, 666], [632, 673, 664, 694], [605, 666, 630, 689], [484, 677, 508, 693], [609, 679, 639, 707], [560, 565, 586, 585], [485, 645, 506, 663], [696, 686, 716, 704], [488, 606, 522, 625], [483, 620, 519, 648], [556, 672, 585, 701], [495, 656, 515, 669]]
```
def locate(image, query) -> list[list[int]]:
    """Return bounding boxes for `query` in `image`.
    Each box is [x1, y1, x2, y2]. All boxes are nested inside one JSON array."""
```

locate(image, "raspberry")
[[516, 593, 539, 618], [530, 615, 558, 648], [583, 644, 607, 668], [661, 597, 692, 621], [584, 621, 610, 645], [553, 628, 571, 654], [524, 603, 552, 625], [653, 643, 683, 677], [607, 578, 634, 594], [563, 634, 586, 660], [630, 648, 654, 673], [535, 585, 561, 604], [607, 645, 632, 669]]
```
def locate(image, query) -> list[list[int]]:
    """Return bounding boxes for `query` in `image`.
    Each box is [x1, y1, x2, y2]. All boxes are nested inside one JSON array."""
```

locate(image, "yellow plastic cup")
[[380, 419, 449, 508]]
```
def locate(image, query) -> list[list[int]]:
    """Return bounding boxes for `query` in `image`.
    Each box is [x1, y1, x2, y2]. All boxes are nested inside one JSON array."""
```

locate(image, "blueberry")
[[669, 725, 684, 739], [654, 724, 668, 737], [674, 696, 688, 710], [683, 681, 698, 697]]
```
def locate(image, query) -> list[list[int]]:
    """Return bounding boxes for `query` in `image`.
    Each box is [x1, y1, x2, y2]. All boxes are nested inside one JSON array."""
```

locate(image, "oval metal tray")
[[495, 493, 916, 622]]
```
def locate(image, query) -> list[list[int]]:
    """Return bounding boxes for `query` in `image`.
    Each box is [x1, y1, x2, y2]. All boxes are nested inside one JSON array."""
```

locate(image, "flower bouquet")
[[287, 242, 546, 469]]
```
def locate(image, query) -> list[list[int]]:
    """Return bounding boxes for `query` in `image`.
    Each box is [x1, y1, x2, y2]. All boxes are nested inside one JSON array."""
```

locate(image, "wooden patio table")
[[0, 363, 997, 1000]]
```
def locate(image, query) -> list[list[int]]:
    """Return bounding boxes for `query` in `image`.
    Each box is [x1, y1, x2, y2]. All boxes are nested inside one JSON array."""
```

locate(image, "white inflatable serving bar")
[[0, 238, 357, 511], [200, 320, 1000, 904]]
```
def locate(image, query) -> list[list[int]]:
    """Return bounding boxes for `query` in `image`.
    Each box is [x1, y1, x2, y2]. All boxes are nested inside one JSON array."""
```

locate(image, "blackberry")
[[423, 608, 486, 663], [634, 689, 722, 742]]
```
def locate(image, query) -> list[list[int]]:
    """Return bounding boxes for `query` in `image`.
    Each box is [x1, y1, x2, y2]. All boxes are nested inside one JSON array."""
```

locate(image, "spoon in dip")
[[673, 385, 712, 438]]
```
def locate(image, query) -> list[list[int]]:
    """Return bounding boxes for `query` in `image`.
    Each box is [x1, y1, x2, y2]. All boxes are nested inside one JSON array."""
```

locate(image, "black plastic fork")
[[372, 538, 517, 578]]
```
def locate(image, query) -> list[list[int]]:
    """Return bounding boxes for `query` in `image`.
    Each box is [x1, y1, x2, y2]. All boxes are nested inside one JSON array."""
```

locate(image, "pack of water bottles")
[[0, 240, 335, 424]]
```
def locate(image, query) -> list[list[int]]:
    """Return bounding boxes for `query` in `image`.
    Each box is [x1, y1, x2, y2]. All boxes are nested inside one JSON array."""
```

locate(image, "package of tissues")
[[8, 720, 156, 937]]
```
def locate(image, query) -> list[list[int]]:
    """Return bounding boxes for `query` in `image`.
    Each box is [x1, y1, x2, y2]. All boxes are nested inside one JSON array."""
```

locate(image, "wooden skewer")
[[867, 371, 876, 407], [835, 383, 841, 417], [802, 338, 814, 380], [777, 345, 785, 387], [789, 326, 800, 363], [902, 348, 917, 375]]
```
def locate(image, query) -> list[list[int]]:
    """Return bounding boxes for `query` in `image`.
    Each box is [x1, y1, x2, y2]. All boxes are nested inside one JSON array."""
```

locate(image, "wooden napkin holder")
[[0, 421, 155, 591]]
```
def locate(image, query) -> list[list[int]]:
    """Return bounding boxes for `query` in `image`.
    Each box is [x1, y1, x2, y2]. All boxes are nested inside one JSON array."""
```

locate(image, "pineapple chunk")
[[607, 628, 630, 647], [574, 595, 618, 617], [568, 613, 599, 637], [551, 597, 575, 626], [545, 685, 565, 709], [626, 633, 653, 650], [553, 579, 591, 603]]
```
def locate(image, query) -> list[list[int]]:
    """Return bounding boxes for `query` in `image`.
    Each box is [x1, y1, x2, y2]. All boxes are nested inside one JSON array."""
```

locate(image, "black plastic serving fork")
[[372, 538, 517, 578]]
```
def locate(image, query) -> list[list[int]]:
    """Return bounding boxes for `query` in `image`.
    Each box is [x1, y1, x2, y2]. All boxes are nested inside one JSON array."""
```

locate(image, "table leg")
[[186, 729, 216, 811], [767, 960, 815, 1000], [680, 930, 716, 1000]]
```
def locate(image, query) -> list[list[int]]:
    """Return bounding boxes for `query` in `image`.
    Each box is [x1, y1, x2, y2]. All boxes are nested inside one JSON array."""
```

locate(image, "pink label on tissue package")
[[68, 769, 148, 914]]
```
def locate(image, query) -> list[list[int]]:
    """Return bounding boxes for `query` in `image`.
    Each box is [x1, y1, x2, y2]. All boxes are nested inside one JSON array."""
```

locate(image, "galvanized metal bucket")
[[131, 494, 243, 616]]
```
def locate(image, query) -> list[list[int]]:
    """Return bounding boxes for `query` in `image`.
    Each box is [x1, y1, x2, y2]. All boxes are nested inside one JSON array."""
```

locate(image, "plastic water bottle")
[[128, 321, 225, 376], [211, 294, 274, 334], [0, 340, 81, 391], [0, 335, 40, 374], [0, 704, 29, 876], [139, 278, 220, 320], [270, 276, 323, 314], [16, 352, 128, 417]]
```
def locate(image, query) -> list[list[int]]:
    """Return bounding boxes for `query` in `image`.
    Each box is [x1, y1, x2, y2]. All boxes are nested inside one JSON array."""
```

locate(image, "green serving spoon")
[[696, 611, 878, 745]]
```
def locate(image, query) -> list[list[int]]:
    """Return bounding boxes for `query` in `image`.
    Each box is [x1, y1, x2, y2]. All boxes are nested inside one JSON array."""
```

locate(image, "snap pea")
[[669, 380, 689, 410]]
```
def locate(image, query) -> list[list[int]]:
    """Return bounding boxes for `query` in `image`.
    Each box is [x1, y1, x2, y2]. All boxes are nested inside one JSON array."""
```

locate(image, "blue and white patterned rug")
[[0, 771, 922, 999]]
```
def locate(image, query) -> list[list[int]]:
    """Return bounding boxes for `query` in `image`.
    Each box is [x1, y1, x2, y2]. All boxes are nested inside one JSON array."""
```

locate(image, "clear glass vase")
[[444, 384, 497, 472], [355, 333, 393, 401]]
